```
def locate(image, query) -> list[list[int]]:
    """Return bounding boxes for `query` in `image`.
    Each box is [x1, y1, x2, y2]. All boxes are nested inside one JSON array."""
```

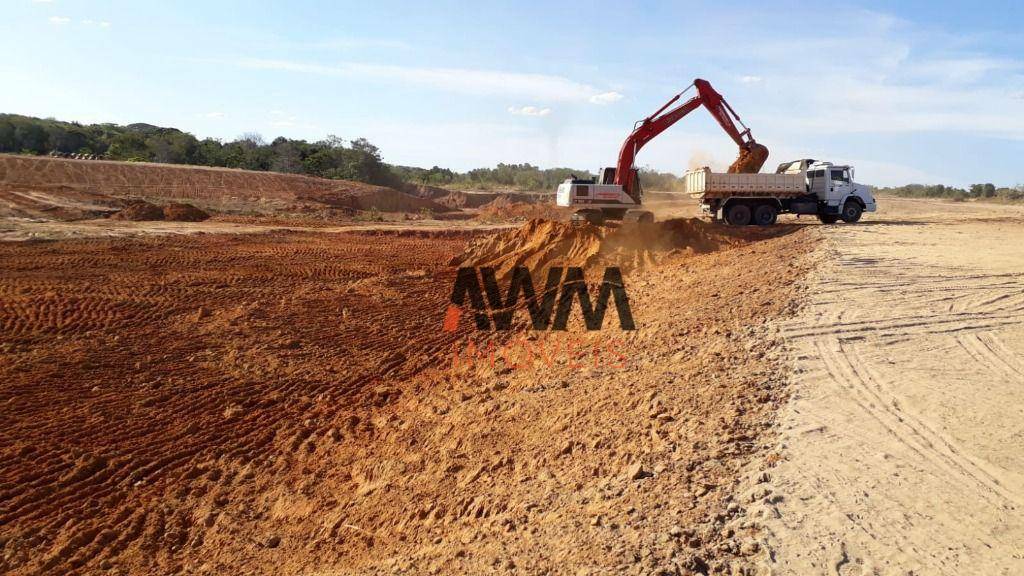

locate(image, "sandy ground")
[[757, 197, 1024, 574]]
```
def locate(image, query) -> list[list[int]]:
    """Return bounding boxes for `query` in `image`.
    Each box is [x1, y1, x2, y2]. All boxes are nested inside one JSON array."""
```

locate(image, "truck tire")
[[753, 203, 778, 226], [817, 213, 839, 224], [840, 200, 863, 223], [724, 203, 752, 226]]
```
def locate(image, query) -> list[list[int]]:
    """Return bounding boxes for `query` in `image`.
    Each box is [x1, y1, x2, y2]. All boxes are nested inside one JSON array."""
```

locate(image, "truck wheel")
[[753, 204, 778, 226], [817, 214, 839, 224], [840, 201, 863, 223], [724, 203, 752, 226]]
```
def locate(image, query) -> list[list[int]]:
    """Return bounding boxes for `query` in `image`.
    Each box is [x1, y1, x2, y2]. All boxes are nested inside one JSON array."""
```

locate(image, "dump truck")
[[683, 159, 877, 225]]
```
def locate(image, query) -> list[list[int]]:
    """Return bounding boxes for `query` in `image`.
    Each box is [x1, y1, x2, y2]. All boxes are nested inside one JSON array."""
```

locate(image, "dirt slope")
[[754, 198, 1024, 574], [0, 154, 452, 219], [0, 221, 814, 575], [454, 218, 768, 278]]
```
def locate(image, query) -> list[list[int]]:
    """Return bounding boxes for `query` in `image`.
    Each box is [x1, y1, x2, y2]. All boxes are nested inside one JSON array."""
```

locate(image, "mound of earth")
[[162, 202, 209, 221], [436, 191, 546, 209], [476, 196, 567, 222], [452, 217, 745, 278], [109, 200, 165, 221], [296, 183, 453, 214]]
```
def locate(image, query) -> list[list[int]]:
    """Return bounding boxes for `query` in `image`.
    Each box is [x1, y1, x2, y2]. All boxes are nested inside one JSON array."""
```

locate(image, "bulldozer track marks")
[[0, 230, 474, 575]]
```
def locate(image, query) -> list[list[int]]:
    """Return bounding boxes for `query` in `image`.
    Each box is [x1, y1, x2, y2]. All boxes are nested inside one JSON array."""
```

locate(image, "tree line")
[[874, 183, 1024, 202], [0, 113, 693, 192], [0, 114, 401, 187], [5, 114, 1018, 198]]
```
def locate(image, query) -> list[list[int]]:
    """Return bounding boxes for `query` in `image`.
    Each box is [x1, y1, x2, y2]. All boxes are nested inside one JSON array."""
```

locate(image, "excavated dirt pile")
[[109, 201, 210, 222], [474, 196, 567, 222], [109, 200, 165, 221], [453, 217, 746, 278], [162, 202, 210, 222]]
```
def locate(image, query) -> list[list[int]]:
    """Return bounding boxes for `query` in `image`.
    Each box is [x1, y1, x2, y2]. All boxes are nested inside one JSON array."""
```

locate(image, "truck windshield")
[[831, 169, 849, 182]]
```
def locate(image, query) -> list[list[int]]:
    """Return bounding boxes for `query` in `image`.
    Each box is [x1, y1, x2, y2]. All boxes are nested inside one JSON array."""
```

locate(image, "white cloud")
[[665, 9, 1024, 142], [48, 16, 70, 24], [588, 91, 624, 105], [229, 58, 623, 105], [507, 105, 551, 117], [308, 38, 410, 51], [32, 0, 54, 3], [268, 111, 299, 127], [201, 112, 225, 119], [81, 19, 111, 27]]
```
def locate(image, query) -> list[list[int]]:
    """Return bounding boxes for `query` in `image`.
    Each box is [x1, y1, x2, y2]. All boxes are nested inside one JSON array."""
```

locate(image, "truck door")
[[808, 169, 827, 199], [830, 168, 851, 205]]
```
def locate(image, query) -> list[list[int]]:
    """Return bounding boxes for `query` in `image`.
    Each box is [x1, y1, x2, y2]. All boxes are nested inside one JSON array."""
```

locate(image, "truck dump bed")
[[682, 167, 806, 199]]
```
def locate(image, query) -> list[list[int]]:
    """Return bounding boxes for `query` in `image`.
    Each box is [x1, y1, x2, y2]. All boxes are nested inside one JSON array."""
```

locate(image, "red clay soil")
[[162, 203, 210, 222], [0, 154, 453, 219], [0, 222, 815, 575], [474, 196, 569, 223], [109, 200, 166, 221], [454, 217, 764, 278], [0, 184, 123, 220]]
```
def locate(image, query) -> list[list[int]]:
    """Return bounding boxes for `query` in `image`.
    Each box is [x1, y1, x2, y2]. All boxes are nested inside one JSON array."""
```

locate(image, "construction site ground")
[[2, 191, 1023, 575]]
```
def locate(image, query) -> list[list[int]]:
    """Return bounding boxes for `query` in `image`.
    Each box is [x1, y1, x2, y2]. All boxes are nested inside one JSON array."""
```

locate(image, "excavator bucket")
[[727, 143, 769, 174]]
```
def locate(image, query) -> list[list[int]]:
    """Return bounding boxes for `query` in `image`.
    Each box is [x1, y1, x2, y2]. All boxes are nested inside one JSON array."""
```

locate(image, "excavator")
[[556, 78, 769, 224]]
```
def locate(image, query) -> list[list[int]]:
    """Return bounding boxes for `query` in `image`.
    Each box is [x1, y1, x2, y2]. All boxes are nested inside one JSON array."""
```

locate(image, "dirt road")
[[759, 197, 1024, 574]]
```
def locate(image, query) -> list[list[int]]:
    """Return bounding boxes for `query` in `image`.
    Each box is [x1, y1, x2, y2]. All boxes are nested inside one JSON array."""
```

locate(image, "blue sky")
[[4, 0, 1023, 187]]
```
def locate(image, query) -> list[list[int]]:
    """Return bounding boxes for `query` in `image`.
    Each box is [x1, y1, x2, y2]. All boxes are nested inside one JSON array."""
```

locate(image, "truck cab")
[[804, 161, 877, 221]]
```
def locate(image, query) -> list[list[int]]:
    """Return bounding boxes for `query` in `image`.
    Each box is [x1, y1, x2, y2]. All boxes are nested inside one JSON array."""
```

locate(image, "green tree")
[[15, 122, 48, 154]]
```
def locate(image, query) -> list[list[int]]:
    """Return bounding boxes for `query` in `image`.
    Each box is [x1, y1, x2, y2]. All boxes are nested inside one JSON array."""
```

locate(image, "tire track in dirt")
[[757, 202, 1024, 575]]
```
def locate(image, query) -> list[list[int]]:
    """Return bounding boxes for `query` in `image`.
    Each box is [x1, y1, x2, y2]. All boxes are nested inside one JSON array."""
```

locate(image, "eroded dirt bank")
[[0, 221, 816, 575]]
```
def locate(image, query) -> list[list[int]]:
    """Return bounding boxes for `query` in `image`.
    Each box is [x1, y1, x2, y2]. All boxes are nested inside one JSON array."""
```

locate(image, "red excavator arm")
[[613, 78, 768, 200]]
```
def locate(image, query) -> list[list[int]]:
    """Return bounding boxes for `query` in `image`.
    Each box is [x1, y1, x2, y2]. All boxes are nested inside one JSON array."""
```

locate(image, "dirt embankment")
[[0, 217, 813, 575], [0, 154, 453, 221]]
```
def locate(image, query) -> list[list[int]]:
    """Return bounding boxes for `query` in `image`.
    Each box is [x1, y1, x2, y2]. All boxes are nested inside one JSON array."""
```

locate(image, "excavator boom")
[[614, 78, 768, 200]]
